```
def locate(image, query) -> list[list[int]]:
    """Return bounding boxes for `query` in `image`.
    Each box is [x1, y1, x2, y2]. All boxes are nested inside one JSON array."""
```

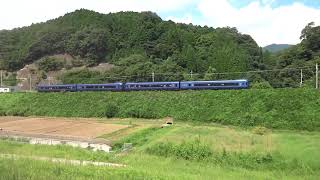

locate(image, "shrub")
[[105, 104, 119, 118], [0, 108, 6, 116], [252, 126, 271, 135], [251, 81, 273, 89], [146, 139, 213, 161], [37, 57, 64, 72], [124, 106, 158, 119]]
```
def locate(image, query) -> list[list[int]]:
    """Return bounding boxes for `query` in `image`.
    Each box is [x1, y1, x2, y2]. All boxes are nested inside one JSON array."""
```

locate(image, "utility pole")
[[190, 70, 193, 79], [300, 69, 303, 88], [316, 63, 319, 89], [152, 72, 155, 82], [0, 70, 3, 87], [29, 74, 32, 92]]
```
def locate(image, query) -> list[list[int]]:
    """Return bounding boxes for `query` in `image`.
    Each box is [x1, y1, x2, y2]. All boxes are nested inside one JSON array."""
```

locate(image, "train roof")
[[181, 79, 248, 83], [37, 80, 248, 87], [77, 83, 123, 86], [37, 84, 76, 87], [125, 81, 179, 84]]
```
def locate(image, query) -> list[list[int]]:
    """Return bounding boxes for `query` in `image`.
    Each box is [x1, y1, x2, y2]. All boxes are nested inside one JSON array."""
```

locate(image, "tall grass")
[[0, 158, 153, 180], [145, 140, 317, 173], [0, 89, 319, 130], [146, 139, 213, 161], [0, 140, 113, 162], [112, 127, 170, 150]]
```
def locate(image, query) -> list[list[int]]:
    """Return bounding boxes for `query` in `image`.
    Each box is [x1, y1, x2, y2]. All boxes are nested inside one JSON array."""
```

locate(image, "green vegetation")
[[261, 22, 320, 88], [0, 89, 319, 131], [1, 10, 320, 178], [112, 127, 170, 150], [1, 72, 17, 86], [37, 56, 64, 72], [1, 10, 320, 88], [0, 121, 319, 179], [0, 159, 152, 180], [146, 139, 213, 161], [0, 140, 112, 162], [0, 9, 262, 82], [59, 69, 104, 84]]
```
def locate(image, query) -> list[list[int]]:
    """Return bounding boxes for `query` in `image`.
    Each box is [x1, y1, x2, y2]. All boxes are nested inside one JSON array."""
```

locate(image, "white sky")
[[0, 0, 319, 46]]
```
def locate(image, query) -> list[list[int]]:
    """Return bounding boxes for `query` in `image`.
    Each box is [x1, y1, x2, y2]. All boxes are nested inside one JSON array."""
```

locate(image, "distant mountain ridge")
[[263, 44, 292, 53]]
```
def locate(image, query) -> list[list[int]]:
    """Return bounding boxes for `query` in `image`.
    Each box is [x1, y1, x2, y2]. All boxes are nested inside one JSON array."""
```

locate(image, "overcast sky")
[[1, 0, 320, 46]]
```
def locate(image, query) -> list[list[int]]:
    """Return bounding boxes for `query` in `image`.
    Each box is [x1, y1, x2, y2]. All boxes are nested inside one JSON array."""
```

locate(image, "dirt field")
[[0, 117, 129, 140]]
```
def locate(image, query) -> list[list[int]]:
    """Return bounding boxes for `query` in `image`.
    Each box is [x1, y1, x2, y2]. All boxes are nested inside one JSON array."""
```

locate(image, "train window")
[[194, 83, 239, 87], [128, 84, 176, 88], [139, 84, 175, 88], [104, 86, 116, 89]]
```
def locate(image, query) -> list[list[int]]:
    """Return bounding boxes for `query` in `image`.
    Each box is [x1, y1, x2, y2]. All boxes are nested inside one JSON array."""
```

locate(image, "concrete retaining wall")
[[1, 135, 112, 152]]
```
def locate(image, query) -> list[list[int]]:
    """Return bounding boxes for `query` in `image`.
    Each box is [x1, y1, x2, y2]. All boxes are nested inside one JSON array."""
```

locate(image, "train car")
[[124, 82, 180, 91], [180, 79, 249, 90], [36, 79, 249, 92], [76, 83, 123, 91], [37, 84, 77, 92]]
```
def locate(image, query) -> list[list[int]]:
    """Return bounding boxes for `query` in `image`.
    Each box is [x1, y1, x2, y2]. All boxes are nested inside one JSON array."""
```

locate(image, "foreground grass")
[[0, 158, 153, 180], [1, 121, 319, 179], [2, 155, 319, 180], [0, 89, 319, 130], [0, 140, 114, 163]]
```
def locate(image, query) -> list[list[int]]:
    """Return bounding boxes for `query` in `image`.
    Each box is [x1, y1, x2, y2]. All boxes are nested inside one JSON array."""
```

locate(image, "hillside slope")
[[0, 89, 319, 131], [0, 9, 262, 76]]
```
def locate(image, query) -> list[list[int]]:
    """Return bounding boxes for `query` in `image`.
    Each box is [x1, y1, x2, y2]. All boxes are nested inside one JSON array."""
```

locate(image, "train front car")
[[76, 83, 123, 91], [180, 79, 249, 90], [124, 82, 180, 91], [37, 84, 77, 92]]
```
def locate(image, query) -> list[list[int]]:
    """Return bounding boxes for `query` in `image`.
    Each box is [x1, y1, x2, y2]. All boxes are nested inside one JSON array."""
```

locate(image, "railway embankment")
[[0, 89, 319, 130]]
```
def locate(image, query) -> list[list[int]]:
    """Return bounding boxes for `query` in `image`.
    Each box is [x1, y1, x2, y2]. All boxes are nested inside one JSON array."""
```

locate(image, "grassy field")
[[0, 89, 319, 130], [0, 118, 319, 179]]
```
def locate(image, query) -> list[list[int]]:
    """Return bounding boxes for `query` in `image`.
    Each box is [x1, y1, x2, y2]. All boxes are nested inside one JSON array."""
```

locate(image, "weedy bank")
[[0, 89, 319, 130]]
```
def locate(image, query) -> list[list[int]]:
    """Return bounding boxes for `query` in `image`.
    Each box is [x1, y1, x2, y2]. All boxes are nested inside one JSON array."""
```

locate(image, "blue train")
[[36, 79, 249, 92]]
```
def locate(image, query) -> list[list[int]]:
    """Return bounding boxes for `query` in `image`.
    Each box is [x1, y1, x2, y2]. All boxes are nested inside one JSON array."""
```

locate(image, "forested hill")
[[1, 9, 319, 88], [0, 9, 262, 75]]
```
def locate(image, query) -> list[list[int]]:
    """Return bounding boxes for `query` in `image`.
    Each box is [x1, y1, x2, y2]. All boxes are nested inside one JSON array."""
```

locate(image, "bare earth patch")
[[0, 117, 128, 141]]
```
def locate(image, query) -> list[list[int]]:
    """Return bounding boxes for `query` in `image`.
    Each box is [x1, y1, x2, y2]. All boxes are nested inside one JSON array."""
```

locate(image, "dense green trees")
[[260, 22, 320, 88], [37, 57, 64, 72], [1, 9, 319, 88], [0, 9, 261, 79]]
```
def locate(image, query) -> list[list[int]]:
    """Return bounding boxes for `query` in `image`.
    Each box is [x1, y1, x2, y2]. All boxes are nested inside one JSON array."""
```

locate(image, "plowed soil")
[[0, 117, 128, 140]]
